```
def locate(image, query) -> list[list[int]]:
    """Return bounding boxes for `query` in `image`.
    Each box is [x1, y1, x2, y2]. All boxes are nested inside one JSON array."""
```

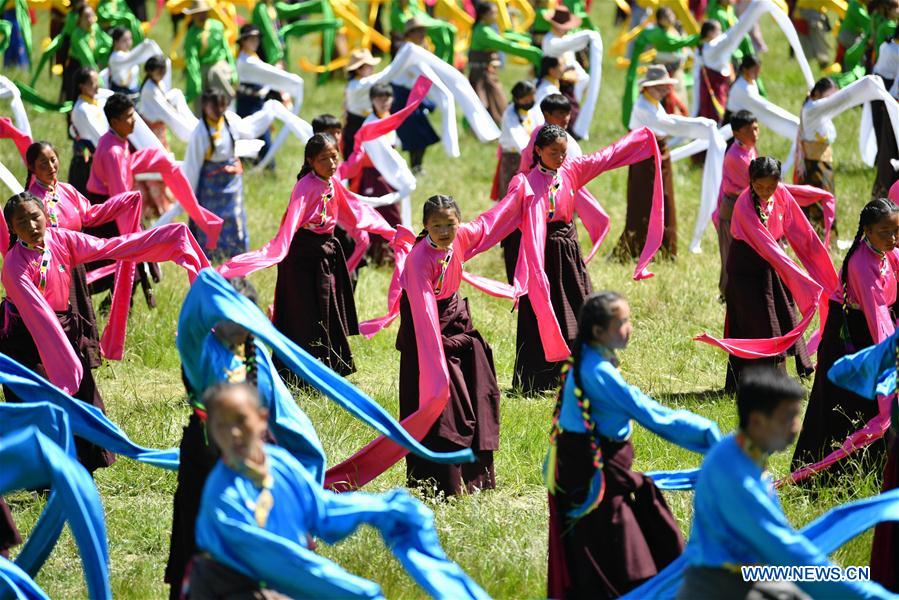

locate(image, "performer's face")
[[734, 122, 759, 148], [324, 128, 343, 149], [535, 136, 567, 171], [750, 175, 779, 202], [481, 5, 498, 25], [110, 107, 136, 138], [748, 398, 802, 453], [10, 200, 47, 247], [115, 31, 133, 51], [241, 35, 260, 54], [311, 142, 341, 179], [31, 146, 60, 186], [515, 92, 536, 111], [592, 299, 632, 350], [79, 71, 99, 98], [208, 386, 269, 468], [202, 99, 227, 122], [371, 93, 393, 117], [544, 109, 571, 129], [424, 207, 461, 249], [865, 212, 899, 253], [78, 7, 96, 30]]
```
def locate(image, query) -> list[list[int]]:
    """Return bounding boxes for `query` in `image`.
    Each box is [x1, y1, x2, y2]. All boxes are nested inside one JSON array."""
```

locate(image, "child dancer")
[[344, 48, 384, 158], [0, 192, 209, 470], [791, 198, 899, 471], [546, 292, 721, 598], [137, 55, 197, 145], [218, 133, 396, 377], [68, 68, 105, 194], [393, 19, 440, 173], [491, 81, 542, 203], [716, 110, 759, 298], [106, 26, 164, 98]]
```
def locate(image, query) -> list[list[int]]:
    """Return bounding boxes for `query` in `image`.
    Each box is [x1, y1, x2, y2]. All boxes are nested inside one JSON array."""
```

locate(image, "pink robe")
[[217, 174, 396, 280], [1, 225, 210, 394], [696, 183, 840, 358], [23, 180, 144, 360], [86, 129, 223, 249], [517, 127, 665, 362], [0, 116, 31, 163], [326, 200, 519, 489], [839, 244, 899, 344]]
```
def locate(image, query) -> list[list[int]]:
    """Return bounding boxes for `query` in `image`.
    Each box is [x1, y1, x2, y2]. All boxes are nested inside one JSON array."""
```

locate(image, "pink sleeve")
[[0, 117, 33, 163], [335, 183, 395, 242], [565, 127, 659, 189], [403, 257, 451, 407], [337, 151, 364, 181], [81, 190, 143, 233], [847, 253, 896, 343], [1, 265, 84, 394], [218, 182, 311, 279], [60, 225, 210, 281], [458, 174, 525, 261], [98, 145, 132, 197], [781, 188, 840, 296], [359, 226, 417, 338], [573, 188, 610, 263], [130, 148, 223, 249]]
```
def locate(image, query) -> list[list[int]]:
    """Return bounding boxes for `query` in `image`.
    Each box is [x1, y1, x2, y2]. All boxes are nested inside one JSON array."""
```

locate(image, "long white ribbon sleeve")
[[542, 30, 603, 140]]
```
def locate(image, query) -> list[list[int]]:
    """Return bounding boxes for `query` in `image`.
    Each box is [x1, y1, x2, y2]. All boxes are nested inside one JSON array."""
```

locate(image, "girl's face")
[[424, 206, 461, 249], [78, 7, 96, 30], [811, 85, 836, 101], [750, 175, 779, 202], [482, 5, 498, 24], [115, 30, 133, 51], [865, 212, 899, 253], [31, 147, 60, 186], [79, 71, 99, 98], [371, 94, 393, 116], [592, 300, 632, 350], [744, 64, 761, 82], [311, 142, 340, 179], [11, 201, 47, 247], [644, 84, 669, 101], [203, 100, 227, 122], [355, 64, 374, 78], [149, 67, 166, 83], [536, 136, 568, 171], [241, 35, 260, 54]]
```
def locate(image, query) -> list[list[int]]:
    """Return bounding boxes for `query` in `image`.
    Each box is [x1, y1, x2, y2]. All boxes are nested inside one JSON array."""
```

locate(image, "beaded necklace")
[[427, 235, 454, 295], [42, 183, 61, 228], [21, 235, 52, 292], [537, 164, 562, 220]]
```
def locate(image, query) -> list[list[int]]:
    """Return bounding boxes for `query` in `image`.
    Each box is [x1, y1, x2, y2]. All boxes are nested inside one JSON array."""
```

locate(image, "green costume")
[[389, 1, 456, 64], [97, 0, 144, 43], [705, 0, 754, 63], [838, 0, 870, 51], [69, 23, 113, 70], [622, 25, 700, 128], [470, 22, 541, 67], [252, 0, 284, 64], [4, 0, 30, 58], [183, 17, 236, 102], [562, 0, 593, 30], [841, 10, 896, 87], [276, 0, 342, 84], [0, 18, 11, 55]]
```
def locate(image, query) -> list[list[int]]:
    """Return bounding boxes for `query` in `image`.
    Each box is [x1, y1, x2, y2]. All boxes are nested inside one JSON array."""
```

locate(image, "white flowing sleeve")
[[543, 30, 603, 140], [237, 54, 305, 114], [182, 126, 207, 192], [108, 40, 164, 87], [0, 76, 30, 137], [139, 84, 198, 142]]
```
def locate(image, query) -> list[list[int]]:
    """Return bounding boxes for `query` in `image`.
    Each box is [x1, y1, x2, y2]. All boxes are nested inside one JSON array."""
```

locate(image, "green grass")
[[0, 4, 888, 598]]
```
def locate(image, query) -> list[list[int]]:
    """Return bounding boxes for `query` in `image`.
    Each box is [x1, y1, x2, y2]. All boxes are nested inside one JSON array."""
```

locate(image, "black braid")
[[531, 124, 566, 170], [243, 333, 258, 388], [748, 156, 781, 225], [3, 192, 43, 250]]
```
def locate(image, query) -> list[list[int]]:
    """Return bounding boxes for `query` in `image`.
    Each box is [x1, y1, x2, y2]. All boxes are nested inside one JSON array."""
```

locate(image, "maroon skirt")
[[71, 264, 101, 368], [791, 301, 887, 472], [397, 292, 500, 496], [469, 50, 506, 125], [723, 239, 813, 391], [871, 433, 899, 592], [0, 497, 21, 557], [613, 136, 676, 260], [697, 66, 729, 124], [514, 221, 593, 395], [547, 433, 684, 599], [273, 229, 358, 378], [0, 300, 115, 472], [356, 167, 399, 266]]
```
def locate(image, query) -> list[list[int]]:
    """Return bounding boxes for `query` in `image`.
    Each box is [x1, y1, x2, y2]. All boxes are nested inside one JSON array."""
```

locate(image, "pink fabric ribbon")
[[0, 117, 32, 164]]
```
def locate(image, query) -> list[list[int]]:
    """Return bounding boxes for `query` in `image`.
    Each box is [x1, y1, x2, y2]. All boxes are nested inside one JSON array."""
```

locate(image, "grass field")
[[0, 3, 890, 598]]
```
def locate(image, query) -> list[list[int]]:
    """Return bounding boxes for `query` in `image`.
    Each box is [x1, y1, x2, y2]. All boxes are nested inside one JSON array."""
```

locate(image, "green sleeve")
[[843, 29, 868, 69], [96, 27, 113, 66], [0, 19, 11, 55], [644, 27, 700, 52], [254, 3, 284, 64], [14, 0, 30, 57], [503, 30, 531, 44], [472, 24, 542, 66], [841, 0, 870, 36], [877, 19, 896, 48], [184, 27, 202, 102], [833, 62, 866, 87], [622, 32, 650, 129], [275, 0, 325, 20], [97, 0, 144, 43]]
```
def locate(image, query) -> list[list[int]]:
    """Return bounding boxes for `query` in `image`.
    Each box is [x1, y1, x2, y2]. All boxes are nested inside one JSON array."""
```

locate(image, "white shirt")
[[138, 79, 198, 142], [630, 92, 716, 138], [535, 79, 561, 105], [108, 39, 165, 90], [873, 41, 899, 81], [498, 103, 543, 152], [70, 94, 111, 147], [726, 76, 799, 140], [237, 51, 304, 112]]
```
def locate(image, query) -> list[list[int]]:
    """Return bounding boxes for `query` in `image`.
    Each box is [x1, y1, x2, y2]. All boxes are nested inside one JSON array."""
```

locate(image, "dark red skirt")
[[469, 50, 506, 125], [273, 229, 358, 378], [871, 434, 899, 591], [514, 221, 593, 395], [397, 292, 500, 496], [0, 497, 21, 557], [547, 433, 684, 599], [0, 300, 115, 472], [355, 168, 399, 266], [697, 66, 729, 125], [791, 301, 886, 472], [71, 264, 101, 368], [613, 136, 676, 260], [724, 239, 814, 391]]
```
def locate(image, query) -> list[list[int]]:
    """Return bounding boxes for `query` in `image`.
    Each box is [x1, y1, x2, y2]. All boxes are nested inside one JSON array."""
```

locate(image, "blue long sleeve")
[[829, 330, 898, 400]]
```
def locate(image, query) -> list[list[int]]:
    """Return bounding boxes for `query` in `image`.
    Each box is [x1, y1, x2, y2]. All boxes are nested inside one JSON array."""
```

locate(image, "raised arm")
[[566, 126, 661, 190], [458, 174, 525, 261], [109, 39, 163, 75], [141, 85, 198, 142]]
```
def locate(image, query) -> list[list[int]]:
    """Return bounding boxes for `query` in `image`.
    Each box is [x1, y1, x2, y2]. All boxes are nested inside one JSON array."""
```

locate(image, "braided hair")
[[139, 55, 167, 95], [418, 194, 461, 241], [4, 192, 44, 250], [839, 198, 899, 348], [296, 133, 338, 180], [807, 77, 836, 102], [748, 156, 781, 224], [531, 124, 567, 169]]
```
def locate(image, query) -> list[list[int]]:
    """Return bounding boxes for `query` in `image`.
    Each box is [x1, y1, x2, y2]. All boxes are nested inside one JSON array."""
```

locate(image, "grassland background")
[[0, 2, 889, 597]]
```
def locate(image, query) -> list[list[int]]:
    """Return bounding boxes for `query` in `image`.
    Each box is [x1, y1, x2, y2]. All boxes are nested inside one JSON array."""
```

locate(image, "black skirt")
[[67, 138, 94, 195], [871, 434, 899, 592], [791, 301, 887, 472], [391, 83, 439, 152], [0, 300, 115, 472], [0, 497, 21, 557], [547, 433, 684, 599], [514, 221, 593, 395], [724, 239, 813, 391], [397, 292, 500, 496], [342, 111, 366, 160], [273, 229, 358, 378]]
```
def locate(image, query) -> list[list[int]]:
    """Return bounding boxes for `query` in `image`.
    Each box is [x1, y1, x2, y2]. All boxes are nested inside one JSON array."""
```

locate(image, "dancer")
[[390, 0, 456, 64], [218, 133, 396, 377], [546, 292, 721, 598], [0, 192, 209, 470], [393, 18, 441, 173], [106, 27, 164, 98], [716, 110, 758, 298], [491, 80, 542, 204], [695, 20, 731, 125], [706, 0, 755, 65], [235, 24, 274, 169], [702, 157, 838, 391], [138, 55, 197, 144], [187, 382, 488, 599], [676, 368, 882, 599], [791, 198, 899, 472], [182, 0, 236, 105], [725, 55, 799, 144], [68, 67, 105, 194]]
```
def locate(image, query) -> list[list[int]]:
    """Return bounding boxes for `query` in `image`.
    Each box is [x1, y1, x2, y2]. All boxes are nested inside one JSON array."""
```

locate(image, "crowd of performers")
[[4, 0, 899, 598]]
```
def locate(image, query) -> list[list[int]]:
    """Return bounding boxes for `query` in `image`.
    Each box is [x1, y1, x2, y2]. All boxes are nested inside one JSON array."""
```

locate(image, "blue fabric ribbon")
[[0, 353, 180, 470], [0, 427, 111, 600], [180, 269, 473, 466], [828, 330, 898, 400], [621, 489, 899, 599], [644, 468, 701, 491]]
